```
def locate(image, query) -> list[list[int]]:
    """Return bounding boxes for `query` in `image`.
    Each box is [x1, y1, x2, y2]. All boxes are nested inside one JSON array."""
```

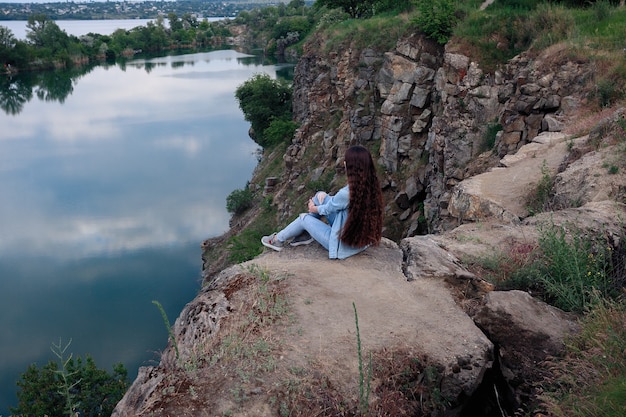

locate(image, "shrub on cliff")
[[263, 119, 299, 148], [11, 347, 129, 417], [226, 186, 254, 215], [235, 73, 293, 148], [414, 0, 458, 44]]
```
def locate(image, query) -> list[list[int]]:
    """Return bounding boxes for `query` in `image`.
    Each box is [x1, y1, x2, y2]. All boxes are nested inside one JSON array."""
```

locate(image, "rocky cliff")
[[283, 34, 600, 237], [112, 28, 626, 417]]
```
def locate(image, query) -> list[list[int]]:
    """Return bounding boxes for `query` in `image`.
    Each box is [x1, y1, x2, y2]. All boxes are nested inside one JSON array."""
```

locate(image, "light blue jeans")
[[276, 192, 335, 250]]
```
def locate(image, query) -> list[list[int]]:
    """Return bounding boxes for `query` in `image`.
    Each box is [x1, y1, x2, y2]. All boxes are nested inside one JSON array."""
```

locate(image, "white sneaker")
[[261, 233, 284, 251]]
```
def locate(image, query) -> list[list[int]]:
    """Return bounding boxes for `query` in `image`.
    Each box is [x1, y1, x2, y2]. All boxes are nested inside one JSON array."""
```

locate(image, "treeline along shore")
[[1, 13, 236, 72], [1, 1, 314, 73]]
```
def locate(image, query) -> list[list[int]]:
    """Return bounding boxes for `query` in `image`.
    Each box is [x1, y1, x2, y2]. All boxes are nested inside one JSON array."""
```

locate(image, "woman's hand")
[[308, 198, 318, 214], [315, 191, 327, 203]]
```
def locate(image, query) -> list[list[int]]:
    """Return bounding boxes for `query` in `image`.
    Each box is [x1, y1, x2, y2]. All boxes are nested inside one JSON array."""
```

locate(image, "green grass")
[[226, 191, 279, 264], [352, 302, 372, 415], [469, 223, 620, 314], [572, 1, 626, 50], [51, 338, 79, 417], [252, 142, 288, 183], [451, 0, 626, 86], [480, 119, 502, 153], [453, 2, 570, 71], [223, 143, 287, 264], [526, 161, 554, 216], [152, 300, 180, 362], [533, 224, 615, 313], [539, 298, 626, 417], [463, 223, 625, 415], [306, 171, 334, 194], [322, 12, 416, 54]]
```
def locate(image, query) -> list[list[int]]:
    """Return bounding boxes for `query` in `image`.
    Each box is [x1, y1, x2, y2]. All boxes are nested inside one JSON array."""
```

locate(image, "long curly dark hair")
[[340, 145, 384, 247]]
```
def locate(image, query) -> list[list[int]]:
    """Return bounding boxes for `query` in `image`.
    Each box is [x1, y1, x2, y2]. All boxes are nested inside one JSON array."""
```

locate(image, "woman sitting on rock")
[[261, 145, 384, 259]]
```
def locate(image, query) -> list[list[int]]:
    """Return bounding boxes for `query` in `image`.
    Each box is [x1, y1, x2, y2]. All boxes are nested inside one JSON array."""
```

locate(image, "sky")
[[0, 0, 176, 3]]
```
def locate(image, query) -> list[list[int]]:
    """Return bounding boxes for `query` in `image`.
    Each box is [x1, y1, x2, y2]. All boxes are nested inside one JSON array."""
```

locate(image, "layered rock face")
[[285, 34, 595, 237]]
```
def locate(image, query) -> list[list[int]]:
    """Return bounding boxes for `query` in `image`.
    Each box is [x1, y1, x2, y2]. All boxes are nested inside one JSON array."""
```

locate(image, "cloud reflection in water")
[[0, 50, 282, 415], [0, 50, 266, 259]]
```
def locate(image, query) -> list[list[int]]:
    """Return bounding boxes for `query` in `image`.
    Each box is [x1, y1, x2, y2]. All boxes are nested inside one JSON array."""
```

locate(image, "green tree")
[[372, 0, 414, 14], [25, 14, 52, 47], [235, 73, 293, 148], [226, 187, 254, 214], [0, 25, 18, 67], [315, 0, 412, 18], [288, 0, 306, 9], [414, 0, 458, 44], [11, 348, 129, 417], [168, 12, 183, 32], [1, 39, 31, 69], [109, 28, 132, 54], [263, 119, 298, 148], [70, 357, 129, 416], [136, 21, 169, 51], [315, 0, 375, 18], [26, 13, 71, 55], [0, 25, 16, 50], [272, 15, 313, 39], [182, 13, 199, 29], [13, 361, 64, 417]]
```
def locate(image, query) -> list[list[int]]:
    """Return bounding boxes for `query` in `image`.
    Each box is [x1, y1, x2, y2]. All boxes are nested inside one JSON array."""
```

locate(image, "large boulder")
[[473, 290, 580, 406], [113, 240, 494, 416]]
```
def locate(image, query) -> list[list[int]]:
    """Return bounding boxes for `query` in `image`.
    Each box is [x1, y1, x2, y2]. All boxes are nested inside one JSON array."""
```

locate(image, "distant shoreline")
[[0, 0, 257, 21], [1, 17, 225, 40]]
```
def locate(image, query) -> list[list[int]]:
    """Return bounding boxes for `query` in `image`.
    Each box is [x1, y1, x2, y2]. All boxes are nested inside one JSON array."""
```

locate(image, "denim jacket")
[[316, 185, 368, 259]]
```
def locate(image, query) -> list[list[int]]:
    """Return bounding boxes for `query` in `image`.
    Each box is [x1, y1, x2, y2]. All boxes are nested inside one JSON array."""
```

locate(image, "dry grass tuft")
[[563, 107, 618, 138]]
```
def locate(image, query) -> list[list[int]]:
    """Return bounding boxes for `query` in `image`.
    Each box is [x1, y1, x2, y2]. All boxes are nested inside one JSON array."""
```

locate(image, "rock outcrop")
[[114, 24, 626, 417], [284, 34, 599, 238], [113, 106, 626, 415]]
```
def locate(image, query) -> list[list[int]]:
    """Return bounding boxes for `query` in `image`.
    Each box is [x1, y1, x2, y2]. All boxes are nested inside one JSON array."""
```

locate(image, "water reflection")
[[0, 49, 289, 415], [0, 74, 32, 115], [0, 50, 293, 115], [1, 51, 275, 259]]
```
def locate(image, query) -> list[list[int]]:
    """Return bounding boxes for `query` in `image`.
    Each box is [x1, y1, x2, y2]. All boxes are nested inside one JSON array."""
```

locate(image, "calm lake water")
[[0, 44, 292, 415]]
